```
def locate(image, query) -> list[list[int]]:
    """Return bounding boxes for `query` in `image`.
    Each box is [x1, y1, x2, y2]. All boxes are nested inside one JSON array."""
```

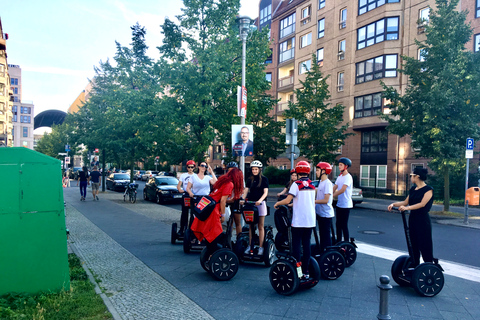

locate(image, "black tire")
[[200, 247, 210, 272], [171, 223, 177, 244], [264, 239, 276, 267], [183, 229, 192, 253], [269, 260, 299, 296], [233, 234, 249, 262], [412, 263, 444, 297], [339, 241, 357, 267], [130, 191, 136, 204], [391, 255, 412, 287], [317, 250, 345, 280], [301, 256, 321, 289], [209, 249, 239, 281], [123, 193, 126, 202]]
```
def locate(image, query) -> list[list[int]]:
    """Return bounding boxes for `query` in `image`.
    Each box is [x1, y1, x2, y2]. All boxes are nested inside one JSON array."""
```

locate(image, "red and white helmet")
[[186, 160, 196, 167], [295, 161, 311, 174], [316, 162, 332, 175]]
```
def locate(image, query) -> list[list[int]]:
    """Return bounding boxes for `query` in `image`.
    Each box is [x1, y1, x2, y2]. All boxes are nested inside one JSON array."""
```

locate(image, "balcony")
[[277, 102, 289, 112], [0, 38, 5, 51], [279, 48, 294, 64], [278, 75, 294, 92]]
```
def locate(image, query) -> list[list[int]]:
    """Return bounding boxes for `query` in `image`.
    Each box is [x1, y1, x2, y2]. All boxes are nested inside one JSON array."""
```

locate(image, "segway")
[[171, 193, 190, 244], [183, 195, 207, 253], [199, 204, 239, 281], [269, 205, 321, 295], [391, 208, 444, 297], [310, 225, 346, 280], [330, 223, 358, 267], [233, 201, 276, 267]]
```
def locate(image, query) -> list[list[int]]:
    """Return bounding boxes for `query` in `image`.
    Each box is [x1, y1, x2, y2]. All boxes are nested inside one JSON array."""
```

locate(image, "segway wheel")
[[209, 249, 239, 281], [233, 234, 249, 262], [412, 263, 444, 297], [263, 239, 276, 267], [183, 229, 192, 253], [300, 256, 321, 289], [391, 255, 412, 287], [200, 247, 210, 272], [269, 260, 299, 296], [339, 242, 357, 267], [171, 223, 178, 244], [318, 250, 345, 280]]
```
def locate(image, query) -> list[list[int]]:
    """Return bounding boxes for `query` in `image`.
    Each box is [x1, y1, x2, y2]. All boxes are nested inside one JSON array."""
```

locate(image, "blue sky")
[[1, 0, 259, 132]]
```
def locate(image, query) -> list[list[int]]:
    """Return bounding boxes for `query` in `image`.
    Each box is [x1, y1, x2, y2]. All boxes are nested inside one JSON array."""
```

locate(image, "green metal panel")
[[0, 148, 70, 295]]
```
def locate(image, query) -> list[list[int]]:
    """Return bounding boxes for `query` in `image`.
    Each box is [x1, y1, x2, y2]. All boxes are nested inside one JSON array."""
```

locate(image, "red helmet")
[[290, 169, 296, 174], [186, 160, 196, 166], [295, 161, 311, 174], [316, 162, 332, 174]]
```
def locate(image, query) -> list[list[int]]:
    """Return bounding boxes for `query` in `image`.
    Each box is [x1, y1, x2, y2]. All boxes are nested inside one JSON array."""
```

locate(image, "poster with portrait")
[[232, 125, 254, 157]]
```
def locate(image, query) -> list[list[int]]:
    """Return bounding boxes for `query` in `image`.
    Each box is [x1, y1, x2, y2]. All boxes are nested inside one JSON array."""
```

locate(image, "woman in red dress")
[[191, 168, 244, 253]]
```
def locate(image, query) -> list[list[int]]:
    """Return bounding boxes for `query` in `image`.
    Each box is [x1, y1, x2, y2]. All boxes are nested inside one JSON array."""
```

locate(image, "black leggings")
[[409, 213, 434, 266], [291, 227, 313, 274], [335, 207, 350, 242], [316, 216, 332, 252], [205, 233, 227, 257], [180, 198, 190, 232]]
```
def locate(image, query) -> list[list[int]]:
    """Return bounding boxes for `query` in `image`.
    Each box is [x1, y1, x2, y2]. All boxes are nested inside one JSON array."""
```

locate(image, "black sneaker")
[[96, 196, 99, 200]]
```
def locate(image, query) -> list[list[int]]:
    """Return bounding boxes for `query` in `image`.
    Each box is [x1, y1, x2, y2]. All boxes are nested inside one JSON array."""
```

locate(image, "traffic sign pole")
[[465, 138, 474, 225]]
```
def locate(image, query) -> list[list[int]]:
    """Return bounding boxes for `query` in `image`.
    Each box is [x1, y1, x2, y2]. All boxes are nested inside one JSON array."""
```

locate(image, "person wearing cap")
[[176, 160, 196, 236], [314, 162, 334, 252], [277, 169, 298, 198], [332, 157, 353, 243]]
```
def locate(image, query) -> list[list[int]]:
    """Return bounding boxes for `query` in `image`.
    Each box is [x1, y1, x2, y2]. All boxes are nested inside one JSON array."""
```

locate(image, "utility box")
[[0, 148, 70, 295], [465, 187, 480, 206]]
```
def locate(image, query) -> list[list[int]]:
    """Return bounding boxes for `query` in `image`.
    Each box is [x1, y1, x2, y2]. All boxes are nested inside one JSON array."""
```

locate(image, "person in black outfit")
[[388, 167, 434, 267], [77, 166, 89, 201]]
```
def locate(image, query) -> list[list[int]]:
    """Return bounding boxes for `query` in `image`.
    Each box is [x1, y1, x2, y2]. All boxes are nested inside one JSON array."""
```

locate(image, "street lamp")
[[235, 15, 255, 176]]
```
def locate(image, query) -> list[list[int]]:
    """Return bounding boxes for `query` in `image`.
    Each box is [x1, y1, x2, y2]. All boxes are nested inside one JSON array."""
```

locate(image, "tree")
[[381, 0, 480, 211], [35, 123, 78, 161], [283, 55, 352, 165], [157, 0, 282, 164]]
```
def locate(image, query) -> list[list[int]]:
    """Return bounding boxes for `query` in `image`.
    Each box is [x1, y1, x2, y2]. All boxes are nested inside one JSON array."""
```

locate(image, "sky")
[[1, 0, 260, 133]]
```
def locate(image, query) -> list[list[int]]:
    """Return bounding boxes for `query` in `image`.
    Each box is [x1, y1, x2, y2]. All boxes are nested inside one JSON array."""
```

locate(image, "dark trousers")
[[335, 207, 350, 242], [79, 181, 88, 198], [180, 199, 190, 232], [316, 216, 332, 252], [409, 213, 434, 266], [291, 227, 313, 274]]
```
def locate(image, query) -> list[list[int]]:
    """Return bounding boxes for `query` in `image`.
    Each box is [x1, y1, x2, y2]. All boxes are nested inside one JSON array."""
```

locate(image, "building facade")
[[0, 20, 13, 147], [245, 0, 480, 194]]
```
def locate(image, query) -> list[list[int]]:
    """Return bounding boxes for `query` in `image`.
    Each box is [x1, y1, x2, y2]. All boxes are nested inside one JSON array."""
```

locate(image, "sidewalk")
[[65, 187, 480, 320]]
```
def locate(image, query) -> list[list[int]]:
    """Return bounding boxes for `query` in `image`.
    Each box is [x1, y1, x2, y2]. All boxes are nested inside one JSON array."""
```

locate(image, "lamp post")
[[236, 15, 254, 176]]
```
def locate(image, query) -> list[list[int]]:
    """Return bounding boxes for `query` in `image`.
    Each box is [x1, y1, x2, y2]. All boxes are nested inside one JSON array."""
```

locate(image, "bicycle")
[[123, 183, 138, 203]]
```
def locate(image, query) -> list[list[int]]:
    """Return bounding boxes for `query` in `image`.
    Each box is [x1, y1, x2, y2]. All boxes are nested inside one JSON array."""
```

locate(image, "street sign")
[[58, 152, 67, 156], [466, 138, 474, 150], [65, 144, 70, 152], [466, 150, 473, 159], [65, 157, 70, 164]]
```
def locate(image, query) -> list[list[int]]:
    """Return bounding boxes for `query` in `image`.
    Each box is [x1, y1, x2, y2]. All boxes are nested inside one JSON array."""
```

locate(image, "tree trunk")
[[443, 166, 450, 212]]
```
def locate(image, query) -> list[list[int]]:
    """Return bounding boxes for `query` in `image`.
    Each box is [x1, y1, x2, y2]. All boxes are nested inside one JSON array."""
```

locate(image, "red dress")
[[191, 182, 234, 243]]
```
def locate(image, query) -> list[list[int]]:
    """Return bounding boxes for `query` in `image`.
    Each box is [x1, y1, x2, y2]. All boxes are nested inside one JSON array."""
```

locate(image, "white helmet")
[[251, 160, 263, 168]]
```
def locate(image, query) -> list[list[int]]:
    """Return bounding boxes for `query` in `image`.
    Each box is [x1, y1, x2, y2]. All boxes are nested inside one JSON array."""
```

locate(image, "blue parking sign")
[[466, 138, 474, 150], [65, 144, 70, 152]]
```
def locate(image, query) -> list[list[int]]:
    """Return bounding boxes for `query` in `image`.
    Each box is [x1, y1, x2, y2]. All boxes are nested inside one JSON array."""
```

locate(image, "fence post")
[[377, 275, 392, 320]]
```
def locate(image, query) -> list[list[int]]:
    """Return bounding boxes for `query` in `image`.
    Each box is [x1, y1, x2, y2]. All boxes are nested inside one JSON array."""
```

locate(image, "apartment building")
[[9, 64, 35, 149], [0, 20, 13, 147], [253, 0, 480, 194]]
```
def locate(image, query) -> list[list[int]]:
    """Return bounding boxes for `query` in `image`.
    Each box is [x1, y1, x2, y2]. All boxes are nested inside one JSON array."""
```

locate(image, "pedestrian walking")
[[77, 166, 89, 201], [89, 166, 102, 201], [332, 157, 353, 243]]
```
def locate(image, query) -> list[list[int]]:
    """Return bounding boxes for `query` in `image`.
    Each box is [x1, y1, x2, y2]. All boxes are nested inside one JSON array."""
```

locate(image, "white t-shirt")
[[190, 174, 212, 196], [288, 178, 316, 228], [179, 172, 194, 191], [334, 173, 353, 208], [315, 179, 334, 218]]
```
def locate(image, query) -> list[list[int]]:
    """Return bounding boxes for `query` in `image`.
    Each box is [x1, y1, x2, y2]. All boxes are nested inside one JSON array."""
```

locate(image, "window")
[[279, 38, 295, 63], [23, 127, 28, 138], [266, 73, 272, 82], [359, 0, 399, 15], [355, 93, 383, 118], [0, 64, 4, 74], [11, 78, 18, 86], [318, 18, 325, 38], [362, 130, 387, 153], [356, 54, 398, 84], [477, 0, 480, 18], [265, 54, 272, 64], [260, 4, 272, 25], [357, 17, 399, 50], [13, 105, 17, 113], [280, 13, 296, 38], [418, 48, 426, 61], [338, 40, 346, 60], [317, 48, 324, 67], [337, 72, 344, 92], [319, 0, 325, 9], [13, 115, 17, 122], [360, 165, 387, 188], [300, 33, 312, 48], [302, 6, 311, 19], [475, 34, 480, 53], [14, 96, 19, 102], [13, 87, 18, 94], [299, 60, 311, 74], [340, 8, 347, 29], [419, 7, 430, 24]]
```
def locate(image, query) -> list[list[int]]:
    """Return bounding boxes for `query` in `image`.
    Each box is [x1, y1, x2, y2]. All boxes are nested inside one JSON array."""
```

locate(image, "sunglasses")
[[200, 164, 207, 167], [187, 166, 195, 169]]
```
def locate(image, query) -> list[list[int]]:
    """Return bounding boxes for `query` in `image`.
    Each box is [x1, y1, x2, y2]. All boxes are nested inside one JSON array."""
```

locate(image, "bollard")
[[377, 275, 393, 320]]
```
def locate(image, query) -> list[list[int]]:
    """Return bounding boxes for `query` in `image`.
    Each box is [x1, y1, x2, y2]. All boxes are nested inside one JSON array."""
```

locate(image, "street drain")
[[359, 230, 384, 235]]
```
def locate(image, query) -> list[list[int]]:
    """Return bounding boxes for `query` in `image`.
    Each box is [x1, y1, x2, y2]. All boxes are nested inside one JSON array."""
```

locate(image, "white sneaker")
[[257, 247, 264, 255], [244, 245, 251, 254]]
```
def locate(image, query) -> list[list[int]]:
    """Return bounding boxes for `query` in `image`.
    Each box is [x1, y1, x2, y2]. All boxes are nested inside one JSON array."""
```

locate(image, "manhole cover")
[[359, 230, 384, 235]]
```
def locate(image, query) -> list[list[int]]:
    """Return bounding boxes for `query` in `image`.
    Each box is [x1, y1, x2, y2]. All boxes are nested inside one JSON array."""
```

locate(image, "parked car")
[[69, 167, 81, 179], [143, 176, 182, 204], [141, 170, 159, 181], [106, 173, 131, 191], [134, 170, 145, 180], [311, 180, 363, 207]]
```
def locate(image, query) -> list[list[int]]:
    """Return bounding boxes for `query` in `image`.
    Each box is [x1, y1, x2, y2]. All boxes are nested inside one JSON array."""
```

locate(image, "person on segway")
[[176, 160, 196, 237], [225, 162, 243, 237], [332, 157, 353, 243], [314, 162, 334, 252], [241, 160, 269, 255], [277, 169, 297, 199], [274, 161, 316, 280]]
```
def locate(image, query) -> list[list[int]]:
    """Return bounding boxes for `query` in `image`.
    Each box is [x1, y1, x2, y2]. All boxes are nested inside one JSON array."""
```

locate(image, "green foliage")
[[381, 0, 480, 210], [263, 166, 291, 185], [35, 123, 78, 160], [283, 55, 352, 165]]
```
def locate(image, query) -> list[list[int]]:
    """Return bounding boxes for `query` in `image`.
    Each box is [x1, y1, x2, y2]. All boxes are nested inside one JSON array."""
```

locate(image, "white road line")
[[356, 241, 480, 283]]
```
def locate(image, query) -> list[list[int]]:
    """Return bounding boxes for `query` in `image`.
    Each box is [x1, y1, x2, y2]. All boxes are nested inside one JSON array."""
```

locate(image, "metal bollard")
[[377, 275, 393, 320]]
